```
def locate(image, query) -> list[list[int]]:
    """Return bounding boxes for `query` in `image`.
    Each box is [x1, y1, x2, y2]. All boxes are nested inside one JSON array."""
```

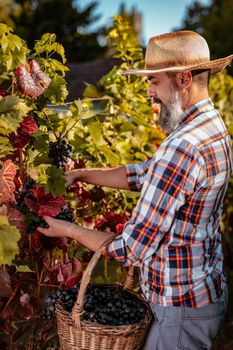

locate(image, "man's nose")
[[147, 85, 155, 99]]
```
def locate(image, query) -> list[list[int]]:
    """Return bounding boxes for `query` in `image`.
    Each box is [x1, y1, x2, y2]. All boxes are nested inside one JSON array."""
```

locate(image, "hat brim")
[[119, 54, 233, 76]]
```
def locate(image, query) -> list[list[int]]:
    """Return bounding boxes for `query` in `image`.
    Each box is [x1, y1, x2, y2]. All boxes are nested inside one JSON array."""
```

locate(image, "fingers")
[[37, 226, 49, 235], [37, 216, 55, 235], [64, 173, 74, 188], [42, 216, 53, 224]]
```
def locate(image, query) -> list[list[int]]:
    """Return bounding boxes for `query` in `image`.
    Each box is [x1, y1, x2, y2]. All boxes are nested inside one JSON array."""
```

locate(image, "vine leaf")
[[0, 136, 14, 158], [24, 186, 65, 216], [29, 59, 51, 88], [0, 216, 20, 265], [44, 74, 68, 104], [0, 160, 17, 204], [15, 64, 44, 98], [9, 116, 38, 149], [0, 269, 12, 298], [45, 165, 66, 196], [0, 95, 31, 135], [8, 207, 27, 234], [20, 116, 39, 134], [98, 145, 119, 166], [64, 257, 83, 288]]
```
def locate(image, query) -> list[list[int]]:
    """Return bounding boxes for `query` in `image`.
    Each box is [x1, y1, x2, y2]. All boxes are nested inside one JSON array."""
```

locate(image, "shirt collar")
[[178, 98, 214, 129]]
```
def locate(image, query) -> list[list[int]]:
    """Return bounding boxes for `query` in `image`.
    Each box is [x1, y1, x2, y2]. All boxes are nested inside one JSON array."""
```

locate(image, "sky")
[[77, 0, 210, 44]]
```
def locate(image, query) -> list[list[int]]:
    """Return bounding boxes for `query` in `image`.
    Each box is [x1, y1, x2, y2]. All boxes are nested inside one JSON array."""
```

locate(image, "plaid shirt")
[[108, 98, 233, 308]]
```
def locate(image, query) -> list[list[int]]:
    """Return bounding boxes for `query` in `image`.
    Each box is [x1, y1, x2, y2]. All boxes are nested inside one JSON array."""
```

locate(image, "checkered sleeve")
[[126, 159, 152, 191], [108, 138, 205, 266]]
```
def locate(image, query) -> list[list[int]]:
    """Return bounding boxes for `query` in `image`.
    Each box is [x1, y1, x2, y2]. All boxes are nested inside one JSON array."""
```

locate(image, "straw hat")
[[120, 30, 233, 75]]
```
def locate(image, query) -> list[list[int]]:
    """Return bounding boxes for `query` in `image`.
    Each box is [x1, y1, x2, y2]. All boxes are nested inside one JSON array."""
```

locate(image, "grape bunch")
[[48, 140, 73, 168], [42, 284, 147, 326], [55, 204, 74, 222], [16, 177, 37, 207]]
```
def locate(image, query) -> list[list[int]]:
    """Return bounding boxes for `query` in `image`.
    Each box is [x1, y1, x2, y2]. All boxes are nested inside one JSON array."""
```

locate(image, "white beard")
[[158, 87, 184, 134]]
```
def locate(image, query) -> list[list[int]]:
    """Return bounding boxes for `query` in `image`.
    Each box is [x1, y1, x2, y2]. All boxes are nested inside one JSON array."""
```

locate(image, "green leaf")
[[135, 152, 148, 161], [26, 149, 40, 166], [50, 42, 66, 64], [47, 58, 69, 75], [88, 121, 103, 144], [71, 99, 83, 115], [0, 24, 11, 36], [83, 84, 100, 98], [119, 120, 137, 133], [5, 53, 12, 70], [16, 265, 33, 272], [0, 96, 31, 135], [10, 34, 24, 51], [0, 137, 14, 158], [30, 131, 49, 151], [1, 35, 8, 53], [0, 216, 20, 266], [44, 74, 68, 104], [45, 165, 66, 196], [34, 33, 56, 54], [98, 145, 119, 166], [81, 109, 96, 120]]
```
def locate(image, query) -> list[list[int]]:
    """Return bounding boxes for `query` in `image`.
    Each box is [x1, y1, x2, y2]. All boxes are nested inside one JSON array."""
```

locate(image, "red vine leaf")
[[0, 160, 17, 204], [29, 60, 51, 88], [24, 186, 65, 216], [24, 197, 38, 213], [20, 116, 38, 134], [8, 207, 27, 234], [61, 262, 72, 281], [15, 64, 44, 98], [0, 269, 12, 298], [9, 130, 30, 149], [64, 258, 83, 288], [9, 116, 38, 149]]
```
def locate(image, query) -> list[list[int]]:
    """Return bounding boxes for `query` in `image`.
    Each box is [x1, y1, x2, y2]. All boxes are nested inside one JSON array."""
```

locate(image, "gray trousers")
[[142, 286, 228, 350]]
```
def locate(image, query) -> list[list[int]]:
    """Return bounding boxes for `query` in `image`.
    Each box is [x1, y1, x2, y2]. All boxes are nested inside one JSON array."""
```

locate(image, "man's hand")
[[65, 169, 83, 187], [37, 216, 76, 238]]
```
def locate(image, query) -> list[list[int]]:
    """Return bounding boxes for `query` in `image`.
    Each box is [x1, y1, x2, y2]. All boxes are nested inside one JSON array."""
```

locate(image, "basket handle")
[[71, 234, 134, 329]]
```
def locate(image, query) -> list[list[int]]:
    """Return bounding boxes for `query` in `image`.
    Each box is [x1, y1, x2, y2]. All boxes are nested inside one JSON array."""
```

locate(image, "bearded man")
[[38, 31, 233, 349]]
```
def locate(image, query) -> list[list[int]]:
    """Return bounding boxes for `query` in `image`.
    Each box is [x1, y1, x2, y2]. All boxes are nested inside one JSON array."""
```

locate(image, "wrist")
[[73, 169, 86, 183], [67, 222, 78, 239]]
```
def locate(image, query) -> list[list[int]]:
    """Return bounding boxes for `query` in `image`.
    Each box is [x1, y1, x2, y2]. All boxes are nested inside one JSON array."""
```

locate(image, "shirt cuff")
[[107, 234, 140, 267], [126, 164, 143, 191]]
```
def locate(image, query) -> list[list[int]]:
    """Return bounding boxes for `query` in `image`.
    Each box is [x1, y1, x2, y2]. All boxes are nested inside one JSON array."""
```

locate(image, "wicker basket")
[[56, 235, 153, 350]]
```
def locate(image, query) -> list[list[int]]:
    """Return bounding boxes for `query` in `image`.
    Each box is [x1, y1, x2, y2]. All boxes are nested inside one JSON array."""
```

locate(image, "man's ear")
[[175, 71, 192, 91]]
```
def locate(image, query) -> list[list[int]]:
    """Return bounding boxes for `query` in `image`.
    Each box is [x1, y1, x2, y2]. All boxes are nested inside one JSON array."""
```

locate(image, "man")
[[38, 31, 233, 349]]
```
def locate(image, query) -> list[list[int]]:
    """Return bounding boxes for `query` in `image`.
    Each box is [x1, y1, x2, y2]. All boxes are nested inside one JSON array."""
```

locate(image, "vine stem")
[[42, 109, 59, 140], [36, 264, 44, 309], [0, 283, 20, 319]]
